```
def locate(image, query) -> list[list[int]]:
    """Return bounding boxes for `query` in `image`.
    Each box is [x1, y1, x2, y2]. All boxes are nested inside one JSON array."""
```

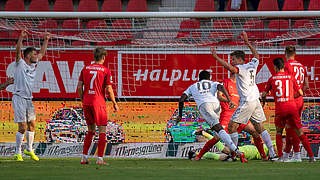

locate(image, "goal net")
[[0, 12, 319, 158]]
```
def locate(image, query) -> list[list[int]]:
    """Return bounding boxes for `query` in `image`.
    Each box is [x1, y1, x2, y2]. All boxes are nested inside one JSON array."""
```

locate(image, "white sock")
[[16, 132, 24, 154], [26, 131, 35, 152], [283, 152, 289, 159], [230, 133, 239, 146], [218, 130, 238, 152], [261, 130, 276, 157], [293, 152, 301, 160], [82, 154, 88, 160], [97, 156, 103, 161]]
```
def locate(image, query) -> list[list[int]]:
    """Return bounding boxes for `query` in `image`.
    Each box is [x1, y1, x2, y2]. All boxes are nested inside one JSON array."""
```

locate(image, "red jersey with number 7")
[[79, 63, 113, 106], [264, 71, 301, 112]]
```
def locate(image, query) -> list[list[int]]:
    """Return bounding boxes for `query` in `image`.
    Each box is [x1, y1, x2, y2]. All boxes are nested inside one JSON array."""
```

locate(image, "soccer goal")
[[0, 11, 319, 158]]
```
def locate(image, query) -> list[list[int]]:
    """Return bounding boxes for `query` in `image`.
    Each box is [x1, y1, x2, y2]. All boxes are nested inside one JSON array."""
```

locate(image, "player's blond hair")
[[285, 45, 296, 57], [94, 47, 107, 61]]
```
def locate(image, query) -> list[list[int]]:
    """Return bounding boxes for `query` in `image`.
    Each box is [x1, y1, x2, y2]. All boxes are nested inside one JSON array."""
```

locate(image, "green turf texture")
[[0, 157, 319, 180]]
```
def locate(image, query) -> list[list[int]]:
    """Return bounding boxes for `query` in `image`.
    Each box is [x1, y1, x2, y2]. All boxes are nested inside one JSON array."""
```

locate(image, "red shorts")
[[295, 96, 304, 115], [83, 105, 108, 126], [275, 104, 301, 129], [220, 111, 248, 133]]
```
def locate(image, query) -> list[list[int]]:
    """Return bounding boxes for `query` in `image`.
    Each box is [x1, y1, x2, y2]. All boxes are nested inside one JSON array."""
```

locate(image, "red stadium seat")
[[282, 0, 303, 11], [0, 41, 16, 46], [243, 20, 265, 40], [102, 0, 122, 11], [257, 0, 279, 11], [279, 41, 297, 46], [53, 0, 74, 11], [308, 0, 320, 10], [266, 19, 290, 39], [194, 0, 215, 11], [108, 19, 133, 40], [37, 20, 59, 35], [305, 40, 320, 46], [4, 0, 25, 11], [209, 19, 233, 39], [126, 0, 147, 12], [11, 21, 36, 38], [86, 20, 108, 41], [77, 0, 99, 12], [176, 19, 201, 39], [227, 0, 247, 11], [71, 41, 87, 46], [29, 0, 50, 11], [61, 20, 82, 36], [293, 19, 315, 37]]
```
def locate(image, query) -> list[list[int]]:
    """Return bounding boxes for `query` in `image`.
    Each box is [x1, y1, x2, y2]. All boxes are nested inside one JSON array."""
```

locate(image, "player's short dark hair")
[[273, 57, 285, 70], [285, 45, 296, 57], [199, 70, 210, 81], [23, 47, 36, 58], [230, 50, 245, 61], [94, 47, 107, 61]]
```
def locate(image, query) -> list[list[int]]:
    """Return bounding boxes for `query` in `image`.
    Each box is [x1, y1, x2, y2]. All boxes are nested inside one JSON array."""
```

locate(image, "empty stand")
[[308, 0, 320, 10], [102, 0, 122, 11], [209, 19, 233, 39], [194, 0, 215, 11], [282, 0, 304, 11], [77, 0, 99, 12], [126, 0, 147, 12], [4, 0, 24, 11], [176, 19, 201, 39], [257, 0, 279, 11], [108, 19, 133, 40], [265, 19, 290, 39], [243, 20, 265, 40], [53, 0, 74, 11], [29, 0, 50, 11], [227, 0, 247, 11]]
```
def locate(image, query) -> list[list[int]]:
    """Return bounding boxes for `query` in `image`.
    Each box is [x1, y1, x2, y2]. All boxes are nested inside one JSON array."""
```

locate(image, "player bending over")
[[13, 30, 50, 162], [78, 47, 119, 165], [177, 70, 247, 163], [211, 31, 276, 160], [261, 57, 315, 162]]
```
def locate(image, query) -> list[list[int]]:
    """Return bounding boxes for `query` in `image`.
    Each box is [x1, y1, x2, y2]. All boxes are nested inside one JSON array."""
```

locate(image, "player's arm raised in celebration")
[[177, 93, 188, 124], [242, 31, 259, 59], [15, 30, 27, 63], [0, 77, 14, 90], [37, 32, 51, 61], [77, 80, 84, 102], [217, 84, 236, 109], [106, 85, 119, 112], [211, 47, 238, 74]]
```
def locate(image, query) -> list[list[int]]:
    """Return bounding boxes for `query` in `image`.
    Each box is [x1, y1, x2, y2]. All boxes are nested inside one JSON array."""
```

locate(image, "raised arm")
[[37, 32, 51, 61], [106, 85, 119, 112], [242, 31, 259, 59], [177, 93, 188, 124], [15, 30, 27, 63], [0, 77, 14, 91], [211, 47, 238, 74]]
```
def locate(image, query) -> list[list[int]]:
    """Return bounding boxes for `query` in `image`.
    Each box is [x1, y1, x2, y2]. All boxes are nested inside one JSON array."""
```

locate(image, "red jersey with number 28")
[[264, 71, 300, 112], [79, 63, 113, 106]]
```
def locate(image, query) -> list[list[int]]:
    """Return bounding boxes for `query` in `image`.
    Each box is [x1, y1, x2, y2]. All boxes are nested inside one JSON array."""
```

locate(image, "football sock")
[[261, 130, 276, 157], [203, 152, 221, 160], [218, 130, 238, 152], [214, 141, 225, 152], [230, 133, 238, 146], [197, 137, 219, 158], [26, 131, 34, 152], [290, 129, 300, 153], [253, 136, 266, 159], [276, 134, 283, 157], [83, 131, 94, 155], [293, 152, 301, 160], [298, 134, 314, 157], [97, 133, 106, 157], [202, 131, 214, 140], [284, 128, 293, 153], [16, 132, 24, 154]]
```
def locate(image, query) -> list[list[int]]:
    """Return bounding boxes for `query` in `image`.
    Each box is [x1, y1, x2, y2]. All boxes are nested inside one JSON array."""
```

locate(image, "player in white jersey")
[[178, 70, 247, 163], [12, 30, 50, 161], [211, 31, 276, 160]]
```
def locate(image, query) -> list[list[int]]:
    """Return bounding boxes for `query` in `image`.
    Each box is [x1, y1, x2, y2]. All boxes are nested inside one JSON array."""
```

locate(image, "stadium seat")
[[37, 20, 59, 35], [77, 0, 99, 12], [4, 0, 25, 11], [108, 19, 133, 40], [226, 0, 247, 11], [126, 0, 147, 12], [279, 41, 297, 46], [194, 0, 215, 11], [265, 19, 290, 39], [53, 0, 74, 11], [293, 19, 315, 37], [308, 0, 320, 10], [0, 41, 16, 46], [257, 0, 279, 11], [209, 19, 233, 39], [71, 40, 87, 46], [11, 21, 36, 38], [86, 20, 108, 41], [29, 0, 50, 11], [243, 20, 265, 41], [102, 0, 122, 11], [176, 19, 201, 39], [282, 0, 304, 11], [61, 20, 82, 36], [305, 40, 320, 46]]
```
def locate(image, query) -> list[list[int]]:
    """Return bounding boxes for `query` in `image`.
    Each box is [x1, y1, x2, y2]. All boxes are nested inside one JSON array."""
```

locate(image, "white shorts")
[[231, 99, 266, 124], [12, 95, 36, 123], [199, 102, 221, 128]]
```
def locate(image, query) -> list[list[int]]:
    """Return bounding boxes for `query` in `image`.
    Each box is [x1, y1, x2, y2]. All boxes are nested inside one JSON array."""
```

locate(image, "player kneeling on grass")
[[78, 47, 119, 165], [177, 70, 247, 163], [261, 57, 315, 162]]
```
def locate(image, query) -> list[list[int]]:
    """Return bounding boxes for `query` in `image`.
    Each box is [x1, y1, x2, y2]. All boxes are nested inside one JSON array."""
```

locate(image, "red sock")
[[197, 137, 219, 158], [83, 131, 94, 155], [298, 134, 314, 157], [284, 128, 293, 153], [276, 134, 283, 157], [253, 137, 266, 159], [97, 133, 106, 157], [290, 129, 300, 152]]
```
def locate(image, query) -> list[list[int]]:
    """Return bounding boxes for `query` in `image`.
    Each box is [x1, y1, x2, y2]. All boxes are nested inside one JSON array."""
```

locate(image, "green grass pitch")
[[0, 157, 319, 180]]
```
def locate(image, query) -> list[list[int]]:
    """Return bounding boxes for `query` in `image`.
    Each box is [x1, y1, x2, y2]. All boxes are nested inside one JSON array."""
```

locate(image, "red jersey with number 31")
[[79, 63, 113, 106], [264, 71, 300, 112]]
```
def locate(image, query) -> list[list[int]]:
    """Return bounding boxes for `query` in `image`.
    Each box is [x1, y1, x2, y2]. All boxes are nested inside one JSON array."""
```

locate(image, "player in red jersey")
[[78, 47, 119, 165], [261, 57, 314, 162], [283, 46, 314, 162]]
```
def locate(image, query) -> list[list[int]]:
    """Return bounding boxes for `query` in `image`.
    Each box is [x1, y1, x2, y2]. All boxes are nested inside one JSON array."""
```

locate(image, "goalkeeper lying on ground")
[[189, 130, 274, 161]]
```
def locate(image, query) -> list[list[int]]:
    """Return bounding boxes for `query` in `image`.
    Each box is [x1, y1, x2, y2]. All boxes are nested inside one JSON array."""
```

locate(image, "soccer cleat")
[[238, 152, 247, 163], [96, 158, 107, 165], [274, 156, 285, 162], [188, 150, 196, 160], [309, 157, 316, 162], [192, 129, 204, 136], [80, 157, 90, 164], [268, 155, 279, 162], [24, 149, 39, 161], [14, 154, 24, 162]]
